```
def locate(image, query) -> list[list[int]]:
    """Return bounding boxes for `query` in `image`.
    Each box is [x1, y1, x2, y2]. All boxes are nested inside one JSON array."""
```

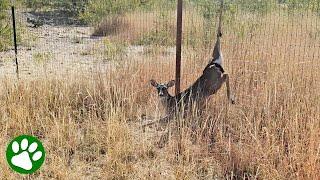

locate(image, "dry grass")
[[92, 11, 161, 42], [0, 9, 320, 180], [91, 9, 204, 46]]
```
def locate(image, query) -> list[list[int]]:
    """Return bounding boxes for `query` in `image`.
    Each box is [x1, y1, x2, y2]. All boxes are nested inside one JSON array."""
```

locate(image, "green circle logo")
[[6, 135, 46, 174]]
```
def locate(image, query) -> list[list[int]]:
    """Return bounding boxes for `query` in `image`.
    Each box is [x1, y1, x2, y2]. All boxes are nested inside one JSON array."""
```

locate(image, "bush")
[[281, 0, 320, 14], [236, 0, 277, 14], [80, 0, 140, 24], [24, 0, 88, 14], [33, 52, 52, 65], [80, 0, 176, 24], [135, 11, 175, 46], [0, 23, 12, 52], [0, 0, 12, 51], [102, 38, 127, 61], [136, 30, 175, 46]]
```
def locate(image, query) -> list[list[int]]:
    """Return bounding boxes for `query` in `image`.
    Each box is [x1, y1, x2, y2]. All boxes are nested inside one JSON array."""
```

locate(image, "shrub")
[[135, 11, 175, 46], [80, 0, 176, 25], [236, 0, 277, 14], [33, 52, 52, 65], [0, 0, 12, 51], [80, 0, 141, 24], [281, 0, 320, 14], [102, 38, 127, 61], [24, 0, 88, 14], [136, 30, 175, 46]]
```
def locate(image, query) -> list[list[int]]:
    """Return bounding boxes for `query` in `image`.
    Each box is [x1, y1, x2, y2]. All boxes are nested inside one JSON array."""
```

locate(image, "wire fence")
[[0, 1, 319, 85]]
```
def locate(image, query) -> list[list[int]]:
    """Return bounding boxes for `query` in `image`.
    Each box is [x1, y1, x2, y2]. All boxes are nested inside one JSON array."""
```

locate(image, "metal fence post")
[[11, 6, 19, 78], [175, 0, 183, 157], [175, 0, 183, 95]]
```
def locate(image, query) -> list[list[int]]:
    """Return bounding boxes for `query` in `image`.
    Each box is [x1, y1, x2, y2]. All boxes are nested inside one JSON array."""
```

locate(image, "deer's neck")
[[160, 94, 173, 103], [160, 94, 174, 113]]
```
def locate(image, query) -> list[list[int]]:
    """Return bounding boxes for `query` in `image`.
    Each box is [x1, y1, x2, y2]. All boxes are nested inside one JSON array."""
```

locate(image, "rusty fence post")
[[175, 0, 183, 95], [175, 0, 183, 157]]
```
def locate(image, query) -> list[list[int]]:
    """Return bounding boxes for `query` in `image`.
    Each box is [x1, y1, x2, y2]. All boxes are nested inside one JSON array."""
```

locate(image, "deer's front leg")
[[208, 74, 226, 95], [208, 74, 235, 104], [224, 74, 235, 104]]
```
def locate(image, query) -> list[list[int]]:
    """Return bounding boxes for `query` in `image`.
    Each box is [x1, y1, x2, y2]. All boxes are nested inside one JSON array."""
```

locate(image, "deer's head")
[[150, 79, 175, 97]]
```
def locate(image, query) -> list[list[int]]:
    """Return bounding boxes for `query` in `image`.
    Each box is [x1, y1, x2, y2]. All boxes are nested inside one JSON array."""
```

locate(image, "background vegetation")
[[0, 0, 12, 51], [1, 0, 319, 51]]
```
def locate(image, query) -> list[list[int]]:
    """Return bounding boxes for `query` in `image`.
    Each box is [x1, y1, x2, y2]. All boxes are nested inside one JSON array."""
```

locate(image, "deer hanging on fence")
[[149, 32, 234, 118], [144, 1, 234, 128]]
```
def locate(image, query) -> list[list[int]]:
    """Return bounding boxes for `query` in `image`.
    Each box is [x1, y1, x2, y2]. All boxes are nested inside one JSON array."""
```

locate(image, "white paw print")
[[11, 138, 43, 170]]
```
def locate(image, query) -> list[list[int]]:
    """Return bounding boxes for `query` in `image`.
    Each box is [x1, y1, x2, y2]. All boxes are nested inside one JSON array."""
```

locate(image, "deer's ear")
[[150, 79, 158, 87], [167, 80, 175, 87]]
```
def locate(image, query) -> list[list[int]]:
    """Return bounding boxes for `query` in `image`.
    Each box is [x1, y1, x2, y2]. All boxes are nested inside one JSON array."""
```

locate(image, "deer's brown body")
[[151, 27, 234, 118], [146, 0, 233, 148], [151, 62, 233, 118]]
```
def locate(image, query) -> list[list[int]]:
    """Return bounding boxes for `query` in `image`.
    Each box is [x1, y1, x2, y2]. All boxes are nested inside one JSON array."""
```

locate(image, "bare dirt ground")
[[0, 11, 112, 79], [0, 10, 177, 80]]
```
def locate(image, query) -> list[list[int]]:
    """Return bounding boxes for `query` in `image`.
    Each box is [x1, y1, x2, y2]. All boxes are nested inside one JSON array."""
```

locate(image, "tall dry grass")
[[0, 8, 320, 180]]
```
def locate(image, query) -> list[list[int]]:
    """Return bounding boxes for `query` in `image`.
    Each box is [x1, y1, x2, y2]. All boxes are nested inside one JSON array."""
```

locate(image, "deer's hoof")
[[230, 95, 236, 104]]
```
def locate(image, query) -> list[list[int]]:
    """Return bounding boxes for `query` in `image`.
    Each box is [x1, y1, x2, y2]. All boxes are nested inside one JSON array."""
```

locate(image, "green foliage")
[[33, 52, 52, 65], [0, 22, 12, 52], [193, 0, 278, 19], [102, 38, 127, 61], [80, 0, 176, 24], [191, 0, 219, 46], [193, 0, 220, 20], [24, 0, 48, 11], [281, 0, 320, 14], [135, 11, 175, 46], [0, 0, 12, 51], [236, 0, 277, 14], [136, 30, 175, 46], [0, 0, 10, 12], [80, 0, 141, 24], [0, 1, 30, 52], [24, 0, 88, 14], [138, 0, 176, 11]]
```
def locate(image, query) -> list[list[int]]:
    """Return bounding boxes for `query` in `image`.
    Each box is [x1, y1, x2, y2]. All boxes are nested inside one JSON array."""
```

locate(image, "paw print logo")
[[6, 135, 46, 174]]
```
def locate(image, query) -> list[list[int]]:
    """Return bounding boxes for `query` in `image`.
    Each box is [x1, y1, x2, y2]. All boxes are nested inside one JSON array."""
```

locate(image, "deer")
[[147, 40, 235, 146], [143, 0, 235, 148], [145, 1, 235, 128], [152, 29, 234, 111], [146, 35, 234, 130], [147, 34, 235, 149]]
